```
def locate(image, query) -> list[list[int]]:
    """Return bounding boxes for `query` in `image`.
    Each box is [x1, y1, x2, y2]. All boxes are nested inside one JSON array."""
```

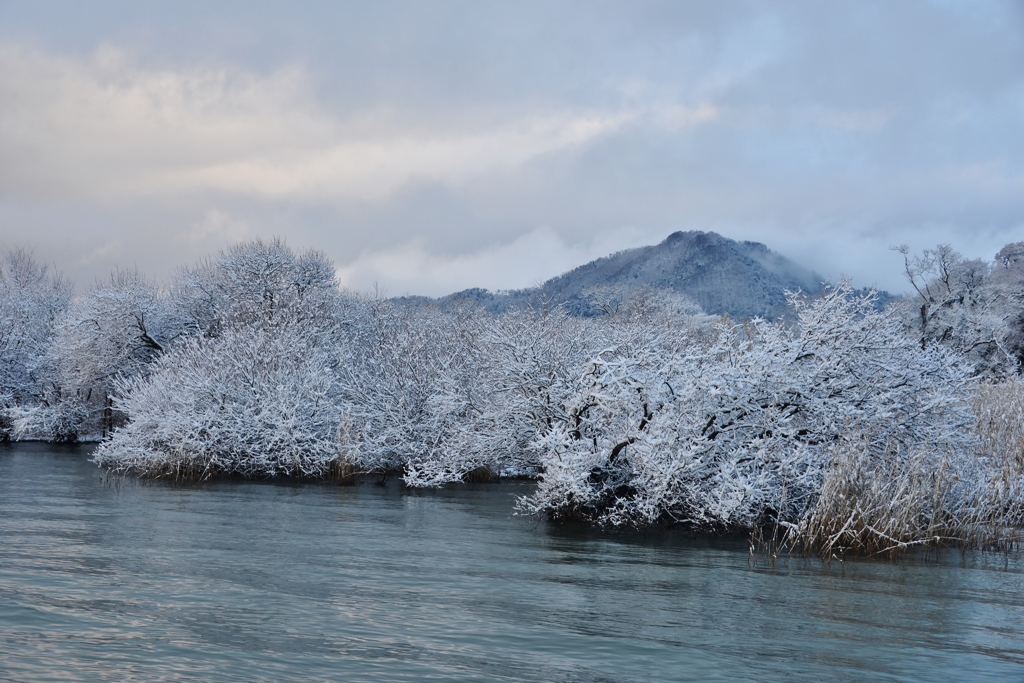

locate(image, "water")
[[1, 443, 1022, 682]]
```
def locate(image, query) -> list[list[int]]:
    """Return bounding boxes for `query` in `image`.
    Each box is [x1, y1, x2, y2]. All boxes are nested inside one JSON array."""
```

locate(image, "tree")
[[404, 291, 712, 486], [24, 239, 345, 443], [18, 268, 176, 440], [992, 242, 1024, 369], [171, 237, 341, 336], [94, 320, 351, 478], [0, 248, 73, 438], [404, 305, 596, 486], [93, 239, 354, 474], [520, 281, 978, 548], [895, 243, 1020, 375]]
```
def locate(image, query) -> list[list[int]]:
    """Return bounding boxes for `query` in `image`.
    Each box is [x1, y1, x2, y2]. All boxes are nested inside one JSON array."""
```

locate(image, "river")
[[1, 443, 1022, 682]]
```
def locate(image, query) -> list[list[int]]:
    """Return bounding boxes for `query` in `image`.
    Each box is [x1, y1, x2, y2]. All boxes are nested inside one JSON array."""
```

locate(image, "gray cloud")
[[0, 0, 1021, 295]]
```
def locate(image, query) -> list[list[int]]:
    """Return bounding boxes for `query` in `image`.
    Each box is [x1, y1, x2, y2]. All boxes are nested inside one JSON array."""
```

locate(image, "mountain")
[[420, 231, 827, 319]]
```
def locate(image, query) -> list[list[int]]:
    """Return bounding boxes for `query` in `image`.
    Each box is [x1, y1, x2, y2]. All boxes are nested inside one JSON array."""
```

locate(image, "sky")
[[0, 0, 1022, 296]]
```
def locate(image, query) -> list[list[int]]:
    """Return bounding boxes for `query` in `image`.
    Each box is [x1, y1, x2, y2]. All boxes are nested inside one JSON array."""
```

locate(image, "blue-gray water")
[[1, 443, 1022, 682]]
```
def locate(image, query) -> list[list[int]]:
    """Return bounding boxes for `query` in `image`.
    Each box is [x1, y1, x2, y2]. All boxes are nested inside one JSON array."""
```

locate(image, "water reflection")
[[1, 443, 1022, 682]]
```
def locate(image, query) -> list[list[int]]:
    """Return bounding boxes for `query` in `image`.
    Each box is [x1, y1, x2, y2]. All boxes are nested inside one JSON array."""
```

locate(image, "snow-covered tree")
[[92, 240, 353, 474], [172, 237, 341, 336], [403, 306, 596, 485], [331, 297, 480, 475], [404, 292, 712, 486], [992, 241, 1024, 369], [895, 243, 1022, 375], [0, 248, 73, 438], [16, 238, 344, 443], [15, 268, 177, 440], [93, 320, 353, 479], [520, 281, 978, 548]]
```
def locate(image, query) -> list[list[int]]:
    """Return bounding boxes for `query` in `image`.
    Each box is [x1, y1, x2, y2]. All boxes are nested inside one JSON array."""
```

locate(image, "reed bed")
[[972, 378, 1024, 542], [783, 379, 1024, 559]]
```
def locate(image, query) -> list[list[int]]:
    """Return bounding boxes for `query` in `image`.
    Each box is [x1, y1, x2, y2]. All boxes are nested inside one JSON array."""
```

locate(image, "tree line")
[[2, 238, 1023, 556]]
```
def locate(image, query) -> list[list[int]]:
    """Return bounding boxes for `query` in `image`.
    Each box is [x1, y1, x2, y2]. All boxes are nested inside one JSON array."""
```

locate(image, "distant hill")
[[411, 231, 828, 319], [396, 230, 899, 319]]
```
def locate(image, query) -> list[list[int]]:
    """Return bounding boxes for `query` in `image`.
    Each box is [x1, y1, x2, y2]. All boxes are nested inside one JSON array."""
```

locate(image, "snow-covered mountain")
[[428, 231, 827, 318]]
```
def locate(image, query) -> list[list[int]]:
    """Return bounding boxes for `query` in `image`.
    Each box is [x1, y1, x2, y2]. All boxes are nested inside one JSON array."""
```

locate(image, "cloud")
[[175, 111, 633, 203], [0, 43, 646, 205], [180, 209, 250, 244], [0, 1, 1021, 299], [77, 240, 119, 266], [335, 227, 662, 297]]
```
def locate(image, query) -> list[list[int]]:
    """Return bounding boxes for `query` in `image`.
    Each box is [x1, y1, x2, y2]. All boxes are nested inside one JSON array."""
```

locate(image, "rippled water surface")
[[2, 443, 1023, 682]]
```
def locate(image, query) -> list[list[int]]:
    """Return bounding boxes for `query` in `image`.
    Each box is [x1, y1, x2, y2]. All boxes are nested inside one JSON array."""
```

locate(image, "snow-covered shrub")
[[93, 320, 352, 479], [403, 291, 713, 487], [520, 281, 978, 540], [24, 239, 344, 443], [92, 239, 358, 476]]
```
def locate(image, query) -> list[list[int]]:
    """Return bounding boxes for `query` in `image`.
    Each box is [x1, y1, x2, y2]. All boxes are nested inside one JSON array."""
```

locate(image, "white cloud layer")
[[0, 1, 1021, 297], [181, 209, 251, 244], [336, 227, 661, 297], [0, 44, 648, 204]]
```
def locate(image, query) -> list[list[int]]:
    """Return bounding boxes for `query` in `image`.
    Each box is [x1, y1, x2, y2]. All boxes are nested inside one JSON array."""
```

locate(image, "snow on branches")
[[0, 248, 73, 439], [403, 306, 597, 486], [8, 237, 1024, 554], [93, 240, 352, 476], [896, 242, 1024, 376], [20, 267, 177, 440], [93, 321, 351, 478], [519, 281, 979, 546]]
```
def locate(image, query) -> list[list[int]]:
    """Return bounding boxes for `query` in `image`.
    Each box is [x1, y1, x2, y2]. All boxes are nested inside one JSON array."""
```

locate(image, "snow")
[[2, 239, 1022, 553]]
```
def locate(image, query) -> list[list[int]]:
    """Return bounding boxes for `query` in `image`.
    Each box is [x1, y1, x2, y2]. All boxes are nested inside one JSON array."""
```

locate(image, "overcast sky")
[[1, 0, 1022, 296]]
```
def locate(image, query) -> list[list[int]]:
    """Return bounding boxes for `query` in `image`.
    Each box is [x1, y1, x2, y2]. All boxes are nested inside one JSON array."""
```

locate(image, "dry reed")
[[783, 379, 1024, 559]]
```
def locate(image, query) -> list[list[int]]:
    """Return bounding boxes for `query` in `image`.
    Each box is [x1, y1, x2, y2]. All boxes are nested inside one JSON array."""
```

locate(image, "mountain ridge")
[[400, 231, 891, 319]]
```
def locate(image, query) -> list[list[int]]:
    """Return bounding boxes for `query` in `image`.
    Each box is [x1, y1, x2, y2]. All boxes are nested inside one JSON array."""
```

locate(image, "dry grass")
[[463, 465, 500, 484], [774, 378, 1024, 561], [111, 448, 371, 486], [322, 457, 363, 485], [971, 379, 1024, 541], [790, 441, 972, 559], [780, 380, 1024, 559]]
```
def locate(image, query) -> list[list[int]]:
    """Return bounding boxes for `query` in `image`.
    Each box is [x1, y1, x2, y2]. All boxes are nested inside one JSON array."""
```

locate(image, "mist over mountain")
[[413, 231, 837, 319]]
